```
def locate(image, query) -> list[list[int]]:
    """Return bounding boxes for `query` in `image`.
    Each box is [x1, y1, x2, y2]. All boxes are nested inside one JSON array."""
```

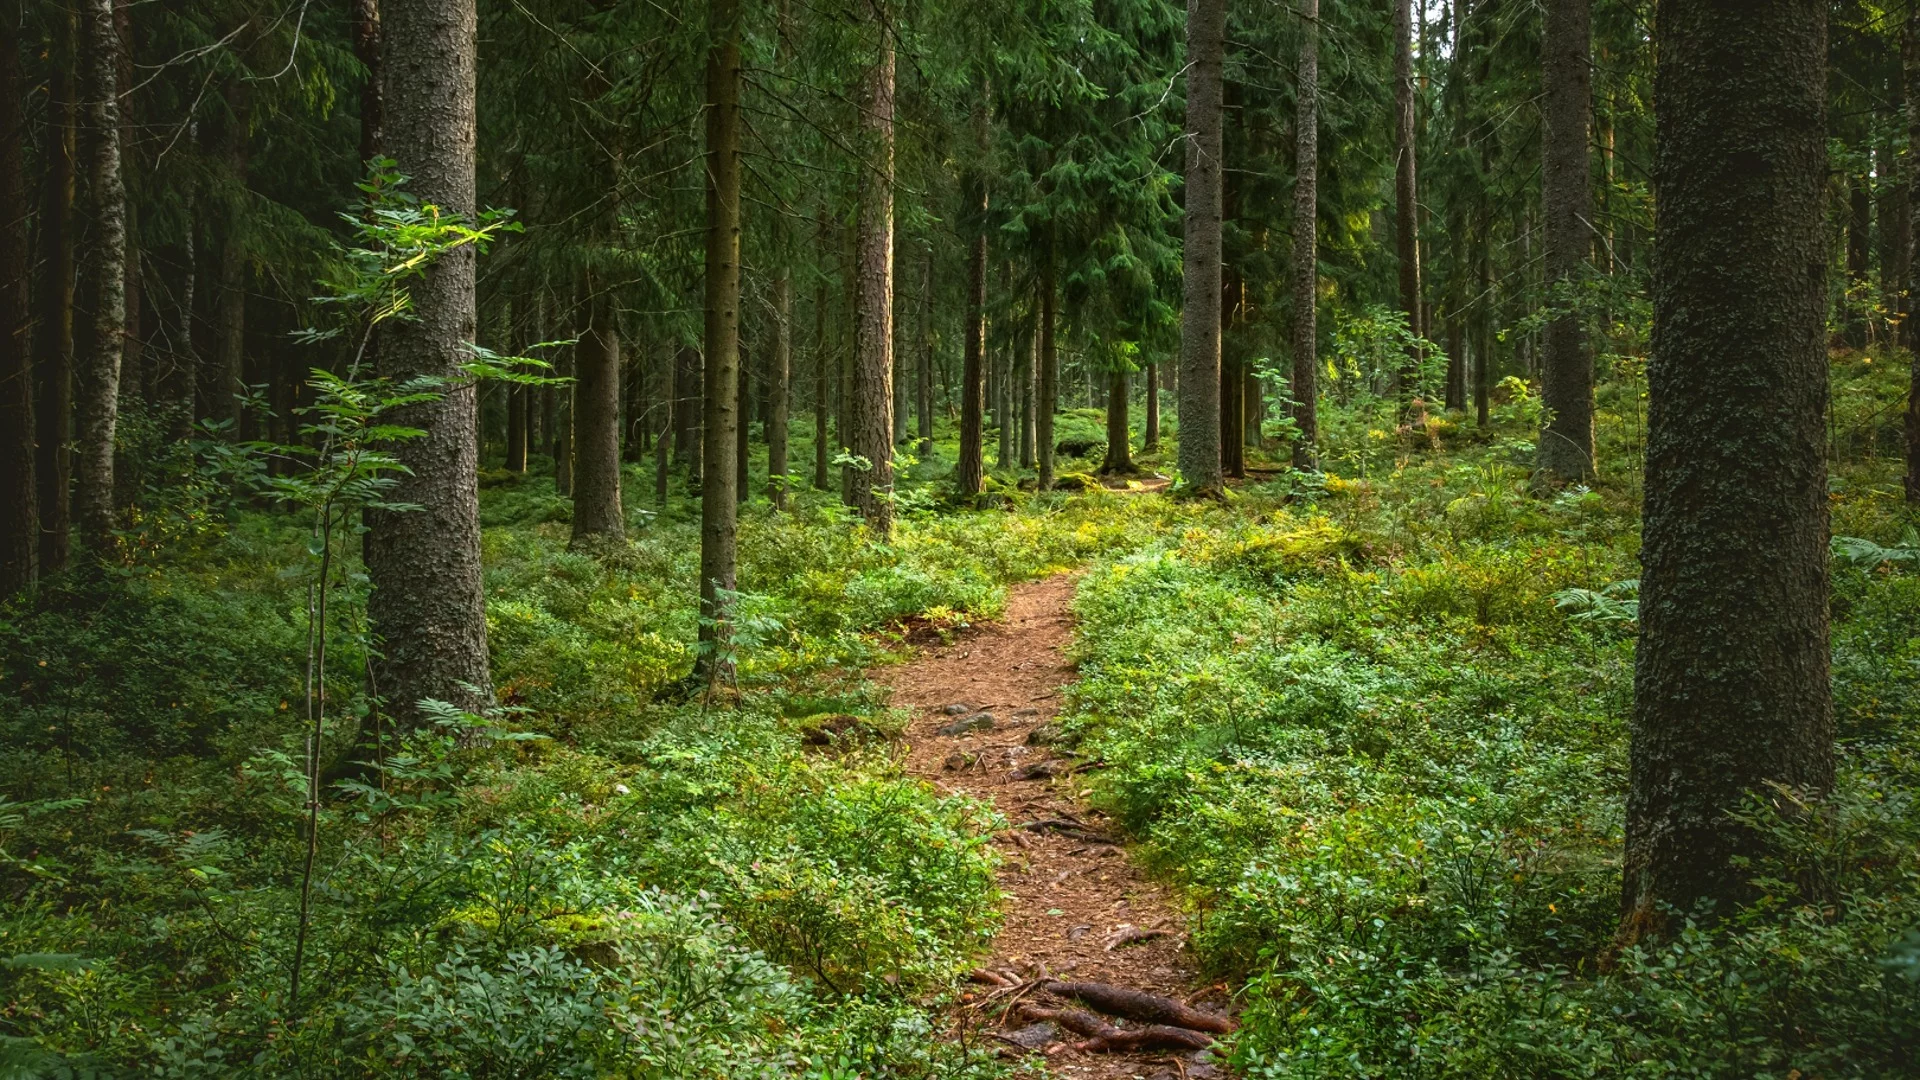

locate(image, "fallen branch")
[[1014, 818, 1113, 844], [1041, 980, 1233, 1034], [1017, 1004, 1116, 1039], [1078, 1024, 1215, 1053], [1103, 925, 1170, 951]]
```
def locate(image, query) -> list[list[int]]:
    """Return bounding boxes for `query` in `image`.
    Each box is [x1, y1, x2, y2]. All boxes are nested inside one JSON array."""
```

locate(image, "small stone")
[[999, 1021, 1059, 1051], [938, 712, 995, 736], [1067, 924, 1092, 941], [941, 703, 971, 715], [942, 752, 974, 771]]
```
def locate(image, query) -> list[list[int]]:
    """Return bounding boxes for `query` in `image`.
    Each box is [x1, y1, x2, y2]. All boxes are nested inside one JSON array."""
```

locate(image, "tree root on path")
[[1016, 1004, 1215, 1053], [1041, 980, 1234, 1034]]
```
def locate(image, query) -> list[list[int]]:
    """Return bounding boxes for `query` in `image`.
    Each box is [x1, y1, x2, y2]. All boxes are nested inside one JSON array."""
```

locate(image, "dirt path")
[[872, 575, 1229, 1079]]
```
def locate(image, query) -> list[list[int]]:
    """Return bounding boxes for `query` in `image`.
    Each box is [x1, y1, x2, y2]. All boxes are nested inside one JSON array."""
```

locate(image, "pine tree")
[[1289, 0, 1319, 469], [1177, 0, 1225, 495], [1538, 0, 1596, 483], [849, 1, 896, 534], [1624, 0, 1832, 941], [699, 0, 743, 667], [0, 0, 34, 595], [363, 0, 493, 722]]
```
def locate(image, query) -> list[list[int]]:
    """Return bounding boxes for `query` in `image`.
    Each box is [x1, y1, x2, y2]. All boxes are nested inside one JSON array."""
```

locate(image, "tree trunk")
[[1290, 0, 1320, 466], [354, 0, 383, 166], [0, 0, 35, 594], [114, 0, 139, 423], [554, 341, 573, 496], [1019, 325, 1036, 467], [1178, 0, 1225, 495], [996, 336, 1012, 469], [957, 97, 988, 496], [1143, 362, 1160, 451], [1393, 0, 1422, 397], [364, 0, 492, 722], [1539, 0, 1595, 482], [849, 11, 895, 533], [736, 321, 750, 503], [1904, 16, 1920, 351], [769, 265, 791, 506], [917, 246, 933, 454], [699, 0, 743, 664], [1101, 367, 1134, 474], [1220, 268, 1244, 477], [1845, 178, 1870, 349], [1624, 0, 1832, 942], [35, 7, 75, 575], [73, 0, 125, 553], [570, 282, 623, 543], [654, 348, 673, 504], [506, 381, 527, 471], [1037, 258, 1059, 489], [216, 83, 249, 438], [813, 272, 830, 489]]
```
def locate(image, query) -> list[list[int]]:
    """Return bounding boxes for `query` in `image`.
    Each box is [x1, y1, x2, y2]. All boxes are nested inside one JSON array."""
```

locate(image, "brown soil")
[[871, 575, 1231, 1079]]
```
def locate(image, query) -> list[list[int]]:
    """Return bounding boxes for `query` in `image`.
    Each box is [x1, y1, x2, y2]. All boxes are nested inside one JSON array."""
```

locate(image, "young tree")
[[1036, 257, 1057, 488], [73, 0, 126, 553], [956, 92, 988, 496], [1623, 0, 1832, 940], [1538, 0, 1596, 482], [1177, 0, 1225, 495], [699, 0, 743, 667], [0, 0, 34, 594], [570, 280, 623, 543], [1393, 0, 1422, 396], [768, 265, 791, 507], [849, 2, 895, 534], [363, 0, 493, 722], [1289, 0, 1319, 469], [36, 7, 75, 574]]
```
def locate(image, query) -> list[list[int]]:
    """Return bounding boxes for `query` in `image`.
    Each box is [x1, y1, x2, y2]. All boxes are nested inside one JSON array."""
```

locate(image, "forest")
[[1, 0, 1918, 1075]]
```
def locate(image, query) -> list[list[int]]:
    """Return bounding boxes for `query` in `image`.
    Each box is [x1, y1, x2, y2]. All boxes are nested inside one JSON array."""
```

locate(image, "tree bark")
[[1538, 0, 1595, 482], [654, 348, 673, 504], [74, 0, 125, 553], [554, 341, 572, 496], [957, 96, 988, 497], [1624, 0, 1833, 941], [1018, 323, 1035, 468], [1143, 362, 1160, 451], [1845, 178, 1870, 349], [1178, 0, 1225, 495], [1220, 268, 1243, 477], [812, 271, 830, 490], [1393, 0, 1422, 397], [849, 9, 895, 533], [35, 7, 75, 574], [571, 281, 623, 543], [364, 0, 492, 722], [1100, 367, 1134, 474], [0, 0, 35, 594], [699, 0, 743, 665], [216, 83, 249, 438], [917, 246, 933, 455], [1037, 258, 1059, 489], [769, 265, 791, 506], [1903, 14, 1920, 351]]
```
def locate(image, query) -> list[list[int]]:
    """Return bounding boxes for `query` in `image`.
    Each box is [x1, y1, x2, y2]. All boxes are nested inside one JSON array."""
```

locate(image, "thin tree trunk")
[[769, 265, 791, 506], [917, 246, 933, 454], [73, 0, 125, 553], [1101, 367, 1134, 474], [996, 336, 1012, 469], [0, 0, 35, 594], [216, 83, 249, 438], [1846, 178, 1871, 349], [554, 340, 573, 496], [1178, 0, 1226, 495], [354, 0, 383, 166], [1905, 18, 1920, 351], [699, 0, 743, 665], [813, 272, 830, 489], [571, 281, 623, 543], [114, 0, 138, 423], [1018, 324, 1035, 468], [957, 94, 988, 496], [1037, 257, 1058, 489], [364, 0, 492, 723], [1539, 0, 1596, 482], [1393, 0, 1422, 397], [1289, 0, 1318, 469], [35, 7, 75, 574], [1220, 267, 1244, 477], [1624, 0, 1832, 942], [736, 320, 750, 503], [1143, 362, 1160, 451], [654, 348, 672, 504], [850, 10, 895, 533]]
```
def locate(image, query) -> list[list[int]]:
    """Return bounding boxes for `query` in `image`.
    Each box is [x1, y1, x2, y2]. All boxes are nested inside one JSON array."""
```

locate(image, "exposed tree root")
[[1042, 980, 1233, 1034]]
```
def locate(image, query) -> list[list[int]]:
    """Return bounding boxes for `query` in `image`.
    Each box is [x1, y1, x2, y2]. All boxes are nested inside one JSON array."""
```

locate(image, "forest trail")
[[873, 575, 1233, 1079]]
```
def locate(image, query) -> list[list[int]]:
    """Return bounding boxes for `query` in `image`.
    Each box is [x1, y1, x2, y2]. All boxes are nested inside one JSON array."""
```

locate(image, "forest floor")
[[873, 575, 1234, 1079]]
